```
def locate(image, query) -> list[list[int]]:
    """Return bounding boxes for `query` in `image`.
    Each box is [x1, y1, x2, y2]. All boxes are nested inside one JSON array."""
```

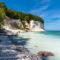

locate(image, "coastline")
[[3, 25, 44, 36], [0, 28, 56, 60]]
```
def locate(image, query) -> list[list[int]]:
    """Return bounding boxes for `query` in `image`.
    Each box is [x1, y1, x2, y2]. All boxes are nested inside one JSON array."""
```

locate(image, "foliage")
[[0, 8, 5, 28], [0, 2, 44, 29], [5, 9, 44, 23]]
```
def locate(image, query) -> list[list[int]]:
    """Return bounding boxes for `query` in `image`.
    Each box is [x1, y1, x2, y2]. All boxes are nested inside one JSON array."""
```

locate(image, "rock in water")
[[37, 51, 54, 60], [37, 51, 54, 57]]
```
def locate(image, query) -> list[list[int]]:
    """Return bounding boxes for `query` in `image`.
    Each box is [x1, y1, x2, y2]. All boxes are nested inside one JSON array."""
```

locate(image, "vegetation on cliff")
[[0, 2, 44, 29], [0, 2, 6, 28]]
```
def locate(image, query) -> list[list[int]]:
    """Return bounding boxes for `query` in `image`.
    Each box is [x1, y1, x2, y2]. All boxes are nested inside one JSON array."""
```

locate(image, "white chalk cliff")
[[3, 18, 44, 35], [29, 20, 44, 31], [0, 3, 44, 33]]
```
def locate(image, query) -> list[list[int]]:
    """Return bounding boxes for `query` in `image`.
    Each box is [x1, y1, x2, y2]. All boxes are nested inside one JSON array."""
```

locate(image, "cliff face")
[[0, 2, 44, 32], [3, 18, 44, 32], [29, 20, 44, 31]]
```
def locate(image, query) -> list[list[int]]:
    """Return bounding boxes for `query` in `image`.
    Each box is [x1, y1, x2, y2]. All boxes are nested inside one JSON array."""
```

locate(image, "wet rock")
[[37, 51, 54, 57], [37, 51, 54, 60], [13, 45, 42, 60], [0, 34, 42, 60], [14, 46, 29, 53]]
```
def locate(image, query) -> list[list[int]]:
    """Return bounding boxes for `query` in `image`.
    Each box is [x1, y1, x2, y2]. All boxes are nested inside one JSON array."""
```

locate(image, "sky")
[[0, 0, 60, 30]]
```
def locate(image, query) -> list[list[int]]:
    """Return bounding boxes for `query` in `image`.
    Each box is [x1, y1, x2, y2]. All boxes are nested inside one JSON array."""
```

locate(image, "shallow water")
[[19, 31, 60, 60]]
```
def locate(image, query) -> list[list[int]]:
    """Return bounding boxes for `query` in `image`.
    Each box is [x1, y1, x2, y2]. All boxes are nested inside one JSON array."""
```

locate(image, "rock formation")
[[0, 2, 44, 33]]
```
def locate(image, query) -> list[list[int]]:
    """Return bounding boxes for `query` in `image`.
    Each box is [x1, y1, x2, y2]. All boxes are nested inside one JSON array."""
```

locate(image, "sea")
[[19, 31, 60, 60]]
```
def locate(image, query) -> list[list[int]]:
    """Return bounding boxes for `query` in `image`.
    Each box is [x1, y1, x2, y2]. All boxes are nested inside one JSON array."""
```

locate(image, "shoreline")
[[2, 25, 44, 35]]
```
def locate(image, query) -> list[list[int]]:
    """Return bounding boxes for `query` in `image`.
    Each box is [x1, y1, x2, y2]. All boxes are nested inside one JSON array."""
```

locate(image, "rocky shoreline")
[[0, 29, 54, 60], [0, 45, 54, 60], [0, 32, 41, 60], [11, 45, 42, 60]]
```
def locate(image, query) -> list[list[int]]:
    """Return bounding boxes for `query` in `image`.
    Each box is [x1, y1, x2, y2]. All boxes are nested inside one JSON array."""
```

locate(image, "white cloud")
[[29, 0, 60, 30], [48, 13, 60, 18], [45, 20, 60, 30], [40, 0, 51, 5], [29, 0, 51, 17]]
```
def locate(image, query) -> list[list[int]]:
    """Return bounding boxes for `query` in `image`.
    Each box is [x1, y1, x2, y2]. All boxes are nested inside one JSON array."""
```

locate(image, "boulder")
[[37, 51, 54, 57]]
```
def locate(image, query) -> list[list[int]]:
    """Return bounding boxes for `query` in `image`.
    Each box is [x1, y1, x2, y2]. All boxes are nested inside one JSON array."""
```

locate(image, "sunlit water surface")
[[19, 31, 60, 60]]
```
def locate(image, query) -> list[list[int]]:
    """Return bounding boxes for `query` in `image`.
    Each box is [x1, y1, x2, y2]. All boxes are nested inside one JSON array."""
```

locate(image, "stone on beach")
[[37, 51, 54, 57]]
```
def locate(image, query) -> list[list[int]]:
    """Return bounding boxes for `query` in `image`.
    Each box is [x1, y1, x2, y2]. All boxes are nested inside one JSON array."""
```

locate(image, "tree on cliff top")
[[0, 8, 6, 28], [0, 2, 7, 28], [0, 2, 44, 29]]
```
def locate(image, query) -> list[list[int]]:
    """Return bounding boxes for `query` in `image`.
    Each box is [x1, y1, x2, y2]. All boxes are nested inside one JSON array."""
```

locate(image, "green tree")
[[0, 8, 5, 28]]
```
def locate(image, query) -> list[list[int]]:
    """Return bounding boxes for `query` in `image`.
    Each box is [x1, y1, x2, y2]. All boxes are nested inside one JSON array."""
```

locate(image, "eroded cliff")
[[0, 2, 44, 32]]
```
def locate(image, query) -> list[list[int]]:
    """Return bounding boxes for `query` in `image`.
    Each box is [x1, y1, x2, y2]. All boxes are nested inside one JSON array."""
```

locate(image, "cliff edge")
[[0, 2, 44, 33]]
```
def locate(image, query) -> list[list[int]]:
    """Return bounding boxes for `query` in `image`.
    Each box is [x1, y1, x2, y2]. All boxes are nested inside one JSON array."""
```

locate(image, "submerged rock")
[[37, 51, 54, 60], [37, 51, 54, 57]]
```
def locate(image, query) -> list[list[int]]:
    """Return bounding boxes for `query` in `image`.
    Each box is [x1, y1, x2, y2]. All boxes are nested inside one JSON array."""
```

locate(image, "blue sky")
[[0, 0, 60, 30]]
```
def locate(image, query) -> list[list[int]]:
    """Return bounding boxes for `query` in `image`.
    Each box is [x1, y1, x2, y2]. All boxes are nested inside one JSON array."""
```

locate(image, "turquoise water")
[[19, 31, 60, 60]]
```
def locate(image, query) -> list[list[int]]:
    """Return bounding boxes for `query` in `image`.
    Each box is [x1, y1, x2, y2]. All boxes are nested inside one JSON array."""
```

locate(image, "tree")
[[0, 2, 44, 30], [0, 8, 5, 28]]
